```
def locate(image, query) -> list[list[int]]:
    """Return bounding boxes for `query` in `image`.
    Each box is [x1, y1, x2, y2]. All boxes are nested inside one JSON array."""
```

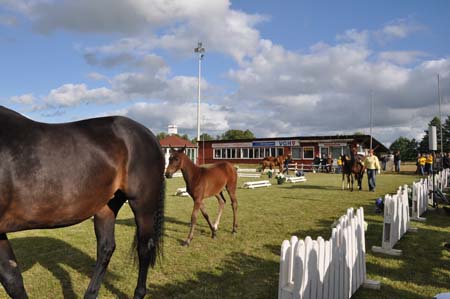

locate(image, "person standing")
[[364, 149, 381, 192], [444, 152, 450, 169], [394, 150, 401, 172], [418, 154, 426, 176], [425, 153, 433, 175]]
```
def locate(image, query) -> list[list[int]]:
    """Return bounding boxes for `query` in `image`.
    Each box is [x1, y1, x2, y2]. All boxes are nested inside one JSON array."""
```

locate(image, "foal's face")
[[165, 151, 183, 178]]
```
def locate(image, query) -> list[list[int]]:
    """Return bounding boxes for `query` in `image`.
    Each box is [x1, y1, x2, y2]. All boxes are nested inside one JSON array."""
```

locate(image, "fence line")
[[372, 185, 415, 256], [411, 178, 429, 221], [278, 207, 379, 299]]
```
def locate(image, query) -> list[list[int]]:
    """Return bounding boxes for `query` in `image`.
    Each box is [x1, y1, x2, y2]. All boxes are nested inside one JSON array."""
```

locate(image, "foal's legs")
[[226, 185, 238, 234], [0, 234, 27, 299], [212, 193, 226, 231], [84, 196, 125, 299], [184, 199, 202, 246]]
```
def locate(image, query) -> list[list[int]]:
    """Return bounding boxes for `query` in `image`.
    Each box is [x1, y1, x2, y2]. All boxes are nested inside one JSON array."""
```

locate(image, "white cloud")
[[375, 18, 425, 43], [45, 83, 119, 107], [11, 93, 35, 104], [378, 51, 427, 65]]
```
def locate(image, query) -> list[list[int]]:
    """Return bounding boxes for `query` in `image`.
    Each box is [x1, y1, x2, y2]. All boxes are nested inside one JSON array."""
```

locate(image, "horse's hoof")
[[232, 229, 237, 234], [182, 240, 190, 247], [211, 231, 217, 239]]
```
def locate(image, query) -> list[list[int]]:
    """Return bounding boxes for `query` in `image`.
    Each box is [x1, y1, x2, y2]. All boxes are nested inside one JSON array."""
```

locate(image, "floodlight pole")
[[370, 90, 373, 150], [438, 74, 443, 170], [194, 42, 205, 164]]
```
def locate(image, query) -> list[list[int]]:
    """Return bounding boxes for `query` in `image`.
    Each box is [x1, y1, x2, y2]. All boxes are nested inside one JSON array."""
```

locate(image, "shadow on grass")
[[353, 281, 430, 299], [148, 251, 279, 299], [10, 237, 128, 299]]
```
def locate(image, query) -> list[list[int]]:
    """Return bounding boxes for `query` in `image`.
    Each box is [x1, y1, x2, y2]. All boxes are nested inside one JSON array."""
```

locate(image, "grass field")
[[2, 164, 450, 299]]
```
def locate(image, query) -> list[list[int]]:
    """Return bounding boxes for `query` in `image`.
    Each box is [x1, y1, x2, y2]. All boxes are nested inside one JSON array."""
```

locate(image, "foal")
[[165, 147, 238, 246]]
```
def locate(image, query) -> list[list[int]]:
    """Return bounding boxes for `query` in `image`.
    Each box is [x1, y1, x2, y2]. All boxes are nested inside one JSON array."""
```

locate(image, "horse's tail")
[[131, 177, 166, 268]]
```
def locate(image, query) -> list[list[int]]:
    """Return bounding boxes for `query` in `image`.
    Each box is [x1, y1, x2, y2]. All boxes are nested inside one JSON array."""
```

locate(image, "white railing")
[[278, 207, 379, 299], [372, 185, 415, 256], [411, 178, 429, 221]]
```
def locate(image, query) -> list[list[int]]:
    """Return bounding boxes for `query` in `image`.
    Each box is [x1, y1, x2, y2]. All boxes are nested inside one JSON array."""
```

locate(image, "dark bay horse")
[[341, 151, 365, 191], [165, 147, 238, 246], [0, 106, 165, 299]]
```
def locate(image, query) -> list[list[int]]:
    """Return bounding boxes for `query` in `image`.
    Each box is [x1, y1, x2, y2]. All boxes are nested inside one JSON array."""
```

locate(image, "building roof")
[[159, 135, 196, 148]]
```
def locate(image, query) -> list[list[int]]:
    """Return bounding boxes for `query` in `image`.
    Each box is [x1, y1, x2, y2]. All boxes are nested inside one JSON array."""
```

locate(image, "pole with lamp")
[[429, 125, 437, 207], [194, 42, 205, 165]]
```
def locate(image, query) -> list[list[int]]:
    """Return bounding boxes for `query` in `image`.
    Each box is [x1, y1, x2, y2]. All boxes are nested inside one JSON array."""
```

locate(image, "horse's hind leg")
[[84, 194, 126, 299], [0, 234, 28, 299], [212, 193, 226, 232], [226, 185, 238, 234]]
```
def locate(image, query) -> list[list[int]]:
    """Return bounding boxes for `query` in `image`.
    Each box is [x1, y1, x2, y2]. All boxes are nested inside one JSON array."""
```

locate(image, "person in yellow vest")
[[363, 149, 381, 192], [418, 154, 426, 176], [337, 156, 343, 173], [425, 153, 433, 175]]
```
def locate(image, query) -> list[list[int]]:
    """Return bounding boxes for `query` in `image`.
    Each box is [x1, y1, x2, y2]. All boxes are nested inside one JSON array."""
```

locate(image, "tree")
[[389, 137, 418, 161], [220, 129, 255, 140], [442, 116, 450, 152], [156, 132, 168, 140], [192, 133, 215, 143], [418, 116, 442, 153]]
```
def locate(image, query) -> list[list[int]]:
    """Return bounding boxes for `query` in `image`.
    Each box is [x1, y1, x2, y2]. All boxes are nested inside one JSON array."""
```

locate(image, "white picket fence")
[[372, 185, 415, 256], [278, 207, 379, 299], [411, 178, 429, 221]]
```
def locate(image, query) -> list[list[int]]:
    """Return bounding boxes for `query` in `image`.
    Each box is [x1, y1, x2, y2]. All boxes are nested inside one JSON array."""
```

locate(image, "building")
[[159, 128, 197, 167], [198, 134, 388, 165]]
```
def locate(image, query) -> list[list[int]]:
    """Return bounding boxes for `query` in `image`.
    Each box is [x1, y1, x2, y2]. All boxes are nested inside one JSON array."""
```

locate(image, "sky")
[[1, 0, 450, 146]]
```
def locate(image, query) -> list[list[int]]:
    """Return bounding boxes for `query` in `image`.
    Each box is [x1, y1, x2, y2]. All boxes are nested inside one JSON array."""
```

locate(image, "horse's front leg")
[[199, 201, 217, 239], [184, 199, 202, 246], [84, 203, 121, 299], [0, 234, 28, 299]]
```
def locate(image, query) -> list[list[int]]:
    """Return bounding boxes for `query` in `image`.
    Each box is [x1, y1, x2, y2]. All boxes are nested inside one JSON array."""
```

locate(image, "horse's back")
[[0, 107, 164, 232]]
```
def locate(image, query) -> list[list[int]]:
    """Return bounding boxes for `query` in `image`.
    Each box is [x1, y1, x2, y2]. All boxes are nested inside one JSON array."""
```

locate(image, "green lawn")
[[2, 170, 450, 298]]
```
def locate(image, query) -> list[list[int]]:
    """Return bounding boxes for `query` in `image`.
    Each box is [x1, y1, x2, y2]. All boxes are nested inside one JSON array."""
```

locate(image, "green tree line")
[[156, 129, 255, 143], [390, 116, 450, 161]]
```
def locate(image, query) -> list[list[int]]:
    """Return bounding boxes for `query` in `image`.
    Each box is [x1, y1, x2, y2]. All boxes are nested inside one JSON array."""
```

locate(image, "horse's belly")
[[0, 193, 112, 233]]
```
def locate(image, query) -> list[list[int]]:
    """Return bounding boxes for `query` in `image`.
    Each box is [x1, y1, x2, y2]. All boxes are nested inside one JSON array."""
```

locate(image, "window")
[[254, 148, 260, 159], [249, 148, 254, 158], [277, 147, 284, 156], [303, 147, 314, 159], [242, 148, 249, 158], [320, 147, 329, 158], [292, 147, 302, 159]]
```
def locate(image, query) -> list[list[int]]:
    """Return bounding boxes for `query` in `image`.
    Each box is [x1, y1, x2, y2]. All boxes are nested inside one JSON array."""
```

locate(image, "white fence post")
[[278, 207, 379, 299]]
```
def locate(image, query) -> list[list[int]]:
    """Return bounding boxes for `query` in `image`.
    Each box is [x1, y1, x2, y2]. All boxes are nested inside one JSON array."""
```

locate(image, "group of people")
[[312, 154, 333, 173], [379, 150, 402, 172], [416, 152, 450, 176]]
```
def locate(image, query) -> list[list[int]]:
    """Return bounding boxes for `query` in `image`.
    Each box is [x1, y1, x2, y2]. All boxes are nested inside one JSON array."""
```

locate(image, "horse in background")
[[165, 147, 238, 246], [261, 156, 277, 172], [341, 149, 365, 191], [261, 155, 289, 173]]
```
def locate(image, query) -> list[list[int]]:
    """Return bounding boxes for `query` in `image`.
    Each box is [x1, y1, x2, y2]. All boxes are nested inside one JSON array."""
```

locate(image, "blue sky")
[[1, 0, 450, 146]]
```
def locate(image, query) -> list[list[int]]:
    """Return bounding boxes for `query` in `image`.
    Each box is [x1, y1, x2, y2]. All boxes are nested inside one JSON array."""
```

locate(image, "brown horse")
[[261, 156, 276, 172], [341, 151, 365, 191], [0, 106, 165, 299], [165, 147, 238, 246]]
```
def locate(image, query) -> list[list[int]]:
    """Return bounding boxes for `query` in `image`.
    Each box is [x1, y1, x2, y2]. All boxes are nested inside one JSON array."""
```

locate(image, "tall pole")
[[438, 74, 443, 168], [370, 90, 373, 150], [194, 42, 205, 164]]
